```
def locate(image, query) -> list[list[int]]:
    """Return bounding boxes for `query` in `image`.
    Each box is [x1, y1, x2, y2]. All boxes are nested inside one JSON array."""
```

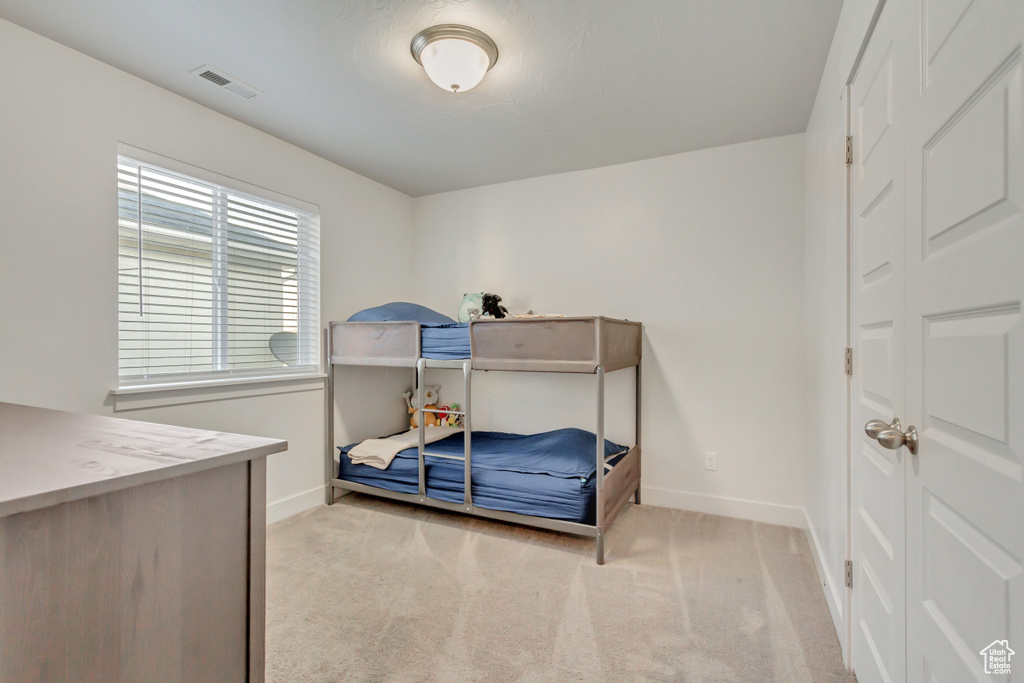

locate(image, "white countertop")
[[0, 402, 287, 518]]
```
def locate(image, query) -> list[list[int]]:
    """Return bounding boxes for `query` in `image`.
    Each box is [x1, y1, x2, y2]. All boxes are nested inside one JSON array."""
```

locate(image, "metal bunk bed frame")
[[325, 317, 641, 565]]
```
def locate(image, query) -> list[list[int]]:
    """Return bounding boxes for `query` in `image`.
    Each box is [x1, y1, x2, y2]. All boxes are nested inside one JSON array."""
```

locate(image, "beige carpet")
[[266, 495, 855, 682]]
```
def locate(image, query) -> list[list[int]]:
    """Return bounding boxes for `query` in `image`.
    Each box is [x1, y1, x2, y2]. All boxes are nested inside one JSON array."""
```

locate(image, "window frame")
[[116, 144, 321, 390]]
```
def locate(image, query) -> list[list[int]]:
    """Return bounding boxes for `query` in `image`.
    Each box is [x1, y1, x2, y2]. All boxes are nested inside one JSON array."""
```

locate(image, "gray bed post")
[[325, 326, 336, 505], [595, 364, 606, 565], [416, 358, 427, 499], [463, 359, 472, 509], [635, 359, 642, 505]]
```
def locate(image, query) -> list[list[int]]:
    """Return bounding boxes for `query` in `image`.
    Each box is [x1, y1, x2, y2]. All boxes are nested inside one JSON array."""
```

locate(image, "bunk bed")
[[326, 314, 642, 564]]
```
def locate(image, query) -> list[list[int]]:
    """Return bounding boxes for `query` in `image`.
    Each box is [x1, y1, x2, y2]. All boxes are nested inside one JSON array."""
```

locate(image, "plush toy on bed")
[[481, 293, 508, 319], [403, 386, 441, 429], [457, 293, 482, 322], [459, 292, 509, 321], [436, 403, 464, 428]]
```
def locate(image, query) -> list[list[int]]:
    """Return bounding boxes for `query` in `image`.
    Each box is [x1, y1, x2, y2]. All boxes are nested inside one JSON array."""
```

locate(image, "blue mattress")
[[421, 322, 471, 360], [338, 428, 627, 524]]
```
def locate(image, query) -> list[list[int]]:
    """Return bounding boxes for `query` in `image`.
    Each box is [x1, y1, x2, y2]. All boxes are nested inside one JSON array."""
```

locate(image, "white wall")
[[802, 0, 883, 659], [412, 134, 808, 526], [0, 19, 414, 523]]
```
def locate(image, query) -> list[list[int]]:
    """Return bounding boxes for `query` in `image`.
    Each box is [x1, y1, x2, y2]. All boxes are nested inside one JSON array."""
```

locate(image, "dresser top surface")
[[0, 402, 286, 517]]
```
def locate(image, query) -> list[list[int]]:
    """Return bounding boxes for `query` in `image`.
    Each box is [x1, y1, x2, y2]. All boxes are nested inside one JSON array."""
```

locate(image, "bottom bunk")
[[332, 428, 640, 558]]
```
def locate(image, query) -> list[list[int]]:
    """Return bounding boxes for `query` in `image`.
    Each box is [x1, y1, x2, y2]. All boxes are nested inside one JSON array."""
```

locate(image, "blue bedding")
[[421, 322, 471, 360], [347, 301, 455, 325], [338, 428, 627, 524]]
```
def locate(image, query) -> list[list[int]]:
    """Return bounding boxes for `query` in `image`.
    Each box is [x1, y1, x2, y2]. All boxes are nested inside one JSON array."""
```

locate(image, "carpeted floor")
[[266, 494, 856, 682]]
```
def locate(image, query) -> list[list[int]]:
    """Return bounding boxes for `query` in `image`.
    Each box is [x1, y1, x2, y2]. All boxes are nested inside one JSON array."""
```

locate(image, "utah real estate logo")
[[980, 640, 1014, 675]]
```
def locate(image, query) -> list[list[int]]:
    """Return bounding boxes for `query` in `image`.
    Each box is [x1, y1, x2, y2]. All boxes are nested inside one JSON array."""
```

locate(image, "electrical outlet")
[[704, 451, 718, 471]]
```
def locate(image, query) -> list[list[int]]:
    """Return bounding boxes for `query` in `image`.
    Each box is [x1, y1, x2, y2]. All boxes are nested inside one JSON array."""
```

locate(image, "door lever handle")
[[865, 418, 901, 439], [876, 425, 919, 455]]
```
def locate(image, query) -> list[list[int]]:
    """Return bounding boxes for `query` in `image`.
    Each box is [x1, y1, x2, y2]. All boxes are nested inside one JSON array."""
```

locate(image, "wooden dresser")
[[0, 402, 287, 683]]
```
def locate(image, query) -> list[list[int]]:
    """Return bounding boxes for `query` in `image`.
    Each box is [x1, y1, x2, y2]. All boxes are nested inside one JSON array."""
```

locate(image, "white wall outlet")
[[704, 451, 718, 471]]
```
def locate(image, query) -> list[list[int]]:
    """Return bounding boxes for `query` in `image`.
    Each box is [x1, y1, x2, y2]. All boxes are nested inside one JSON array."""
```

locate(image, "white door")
[[903, 0, 1024, 679], [849, 0, 909, 680]]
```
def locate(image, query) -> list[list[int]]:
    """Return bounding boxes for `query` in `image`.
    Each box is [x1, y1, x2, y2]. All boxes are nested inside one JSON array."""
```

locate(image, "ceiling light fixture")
[[410, 24, 498, 93]]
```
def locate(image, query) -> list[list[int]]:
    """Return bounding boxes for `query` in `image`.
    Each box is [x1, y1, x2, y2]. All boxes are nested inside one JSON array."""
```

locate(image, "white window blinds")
[[117, 154, 320, 385]]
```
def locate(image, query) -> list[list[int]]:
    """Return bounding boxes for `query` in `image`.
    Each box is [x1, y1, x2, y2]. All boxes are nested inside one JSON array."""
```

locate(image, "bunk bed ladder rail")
[[595, 364, 605, 565], [463, 360, 472, 508], [416, 358, 427, 498], [416, 358, 473, 509]]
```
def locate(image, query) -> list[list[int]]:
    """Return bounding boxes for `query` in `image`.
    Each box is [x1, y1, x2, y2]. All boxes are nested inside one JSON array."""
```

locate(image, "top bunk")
[[329, 315, 641, 374]]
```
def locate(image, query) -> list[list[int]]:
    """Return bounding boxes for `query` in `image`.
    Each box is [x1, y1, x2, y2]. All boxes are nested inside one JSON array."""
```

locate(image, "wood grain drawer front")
[[0, 461, 251, 683]]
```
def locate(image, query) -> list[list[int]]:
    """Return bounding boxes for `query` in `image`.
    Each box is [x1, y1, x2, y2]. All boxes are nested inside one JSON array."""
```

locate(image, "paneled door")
[[904, 0, 1024, 679], [849, 0, 909, 680]]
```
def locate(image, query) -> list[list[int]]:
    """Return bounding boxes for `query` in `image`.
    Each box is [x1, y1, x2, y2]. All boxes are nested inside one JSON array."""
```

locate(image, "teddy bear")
[[403, 386, 441, 429], [481, 293, 508, 319]]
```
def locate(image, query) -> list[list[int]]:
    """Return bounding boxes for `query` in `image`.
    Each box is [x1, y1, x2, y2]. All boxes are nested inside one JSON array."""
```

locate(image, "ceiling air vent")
[[198, 69, 230, 87], [189, 65, 262, 100]]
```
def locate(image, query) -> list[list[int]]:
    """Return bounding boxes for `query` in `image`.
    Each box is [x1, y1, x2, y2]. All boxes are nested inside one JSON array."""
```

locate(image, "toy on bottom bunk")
[[403, 385, 441, 428], [436, 403, 464, 428]]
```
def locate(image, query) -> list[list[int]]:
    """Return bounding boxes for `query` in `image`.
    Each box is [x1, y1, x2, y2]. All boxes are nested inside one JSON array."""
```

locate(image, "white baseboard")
[[641, 486, 806, 528], [804, 511, 850, 666], [804, 512, 845, 624], [266, 486, 326, 525]]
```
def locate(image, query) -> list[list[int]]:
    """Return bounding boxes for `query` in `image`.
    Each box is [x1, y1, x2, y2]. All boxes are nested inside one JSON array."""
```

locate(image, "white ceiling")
[[0, 0, 842, 197]]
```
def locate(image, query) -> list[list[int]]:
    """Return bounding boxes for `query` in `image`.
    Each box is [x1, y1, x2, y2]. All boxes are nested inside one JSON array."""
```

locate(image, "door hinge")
[[845, 347, 853, 375], [845, 136, 853, 164], [845, 560, 854, 588]]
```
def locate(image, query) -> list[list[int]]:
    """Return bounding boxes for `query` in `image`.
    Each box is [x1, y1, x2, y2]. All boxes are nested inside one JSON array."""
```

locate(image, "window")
[[117, 150, 320, 386]]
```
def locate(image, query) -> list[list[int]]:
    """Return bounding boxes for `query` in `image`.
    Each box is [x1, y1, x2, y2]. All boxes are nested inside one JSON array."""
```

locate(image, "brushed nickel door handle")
[[865, 418, 901, 439], [876, 425, 919, 455]]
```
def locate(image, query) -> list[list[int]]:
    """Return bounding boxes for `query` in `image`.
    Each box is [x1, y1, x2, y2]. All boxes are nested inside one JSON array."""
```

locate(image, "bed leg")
[[596, 529, 605, 565], [634, 483, 641, 506], [326, 484, 336, 505]]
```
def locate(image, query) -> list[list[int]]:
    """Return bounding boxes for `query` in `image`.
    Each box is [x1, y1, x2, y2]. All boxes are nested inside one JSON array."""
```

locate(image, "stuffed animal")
[[403, 386, 441, 428], [460, 292, 509, 321], [458, 293, 483, 322], [410, 404, 439, 428], [436, 404, 464, 428], [481, 293, 508, 319]]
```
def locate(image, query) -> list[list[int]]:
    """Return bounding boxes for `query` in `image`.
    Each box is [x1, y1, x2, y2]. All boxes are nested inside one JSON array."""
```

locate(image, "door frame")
[[843, 80, 854, 670], [842, 0, 892, 672]]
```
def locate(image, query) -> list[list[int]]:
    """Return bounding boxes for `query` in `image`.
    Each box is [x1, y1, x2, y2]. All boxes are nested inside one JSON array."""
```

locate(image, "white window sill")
[[111, 372, 327, 411], [113, 371, 327, 395]]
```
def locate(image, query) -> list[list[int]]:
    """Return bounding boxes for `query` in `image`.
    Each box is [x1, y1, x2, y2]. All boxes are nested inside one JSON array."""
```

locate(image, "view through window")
[[117, 155, 320, 385]]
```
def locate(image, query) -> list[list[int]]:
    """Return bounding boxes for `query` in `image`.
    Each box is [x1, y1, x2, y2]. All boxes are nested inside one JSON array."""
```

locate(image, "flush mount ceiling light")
[[410, 24, 498, 93]]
